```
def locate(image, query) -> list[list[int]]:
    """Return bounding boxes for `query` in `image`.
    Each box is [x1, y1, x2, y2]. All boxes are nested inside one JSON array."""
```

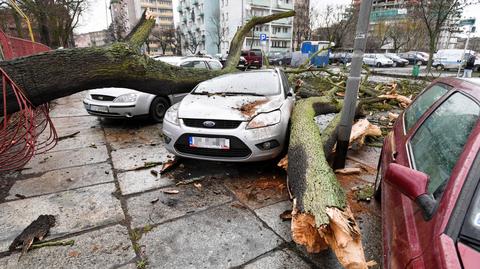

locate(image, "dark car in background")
[[399, 52, 429, 65], [376, 77, 480, 268], [214, 54, 247, 69], [329, 52, 352, 65], [384, 53, 409, 67], [267, 52, 292, 66], [241, 50, 263, 68]]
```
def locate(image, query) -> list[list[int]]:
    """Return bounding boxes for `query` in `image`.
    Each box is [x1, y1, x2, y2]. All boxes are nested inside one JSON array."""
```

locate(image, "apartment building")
[[177, 0, 220, 55], [219, 0, 294, 55]]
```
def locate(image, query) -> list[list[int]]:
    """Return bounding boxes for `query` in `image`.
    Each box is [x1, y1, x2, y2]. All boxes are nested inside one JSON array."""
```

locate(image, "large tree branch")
[[0, 10, 295, 115], [224, 10, 295, 70]]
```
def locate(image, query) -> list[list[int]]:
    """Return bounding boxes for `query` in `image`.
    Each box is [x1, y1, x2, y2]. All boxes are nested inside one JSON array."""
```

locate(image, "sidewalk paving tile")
[[254, 200, 293, 242], [0, 225, 135, 269], [6, 163, 114, 200], [126, 180, 231, 228], [139, 204, 283, 268], [0, 183, 123, 252], [22, 146, 109, 175], [243, 249, 311, 269]]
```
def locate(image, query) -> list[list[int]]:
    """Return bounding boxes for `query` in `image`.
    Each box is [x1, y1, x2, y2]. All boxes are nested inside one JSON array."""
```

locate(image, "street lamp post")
[[334, 0, 374, 169]]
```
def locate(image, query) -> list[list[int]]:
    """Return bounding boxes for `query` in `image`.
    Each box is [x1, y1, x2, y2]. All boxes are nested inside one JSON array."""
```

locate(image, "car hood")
[[88, 88, 144, 98], [178, 94, 283, 121]]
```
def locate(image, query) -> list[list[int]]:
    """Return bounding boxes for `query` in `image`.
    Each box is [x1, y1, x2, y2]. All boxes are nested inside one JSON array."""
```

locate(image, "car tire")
[[376, 62, 382, 68], [417, 60, 423, 65], [149, 97, 170, 123], [392, 62, 397, 67], [436, 64, 444, 71]]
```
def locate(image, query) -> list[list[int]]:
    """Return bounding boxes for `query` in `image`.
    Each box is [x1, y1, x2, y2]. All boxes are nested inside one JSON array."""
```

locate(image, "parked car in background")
[[83, 56, 223, 122], [384, 53, 409, 67], [162, 68, 294, 162], [241, 50, 263, 68], [363, 53, 394, 67], [214, 54, 247, 68], [268, 51, 292, 66], [433, 49, 476, 70], [399, 52, 429, 65], [376, 77, 480, 268], [330, 52, 352, 65]]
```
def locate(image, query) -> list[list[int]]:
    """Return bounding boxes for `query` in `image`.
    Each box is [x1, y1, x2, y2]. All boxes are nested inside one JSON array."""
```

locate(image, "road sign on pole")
[[260, 34, 267, 41], [460, 18, 476, 26]]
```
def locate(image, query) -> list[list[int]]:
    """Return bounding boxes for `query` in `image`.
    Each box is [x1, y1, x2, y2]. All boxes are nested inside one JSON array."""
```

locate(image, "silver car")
[[83, 56, 223, 122], [162, 69, 295, 162]]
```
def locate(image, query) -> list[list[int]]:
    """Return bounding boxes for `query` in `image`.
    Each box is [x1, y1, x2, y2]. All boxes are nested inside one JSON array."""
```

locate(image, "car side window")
[[404, 83, 450, 131], [180, 61, 207, 69], [279, 71, 289, 97], [410, 93, 479, 197], [207, 61, 223, 70]]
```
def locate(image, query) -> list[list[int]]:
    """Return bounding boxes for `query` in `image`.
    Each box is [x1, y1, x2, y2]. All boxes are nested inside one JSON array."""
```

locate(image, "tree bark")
[[0, 10, 295, 116], [288, 96, 371, 268]]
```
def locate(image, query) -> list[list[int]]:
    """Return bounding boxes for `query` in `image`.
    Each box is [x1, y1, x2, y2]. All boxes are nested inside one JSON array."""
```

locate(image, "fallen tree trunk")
[[0, 10, 295, 115], [288, 95, 371, 268]]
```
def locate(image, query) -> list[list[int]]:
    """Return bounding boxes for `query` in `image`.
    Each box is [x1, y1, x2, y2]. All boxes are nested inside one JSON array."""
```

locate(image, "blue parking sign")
[[260, 34, 267, 41]]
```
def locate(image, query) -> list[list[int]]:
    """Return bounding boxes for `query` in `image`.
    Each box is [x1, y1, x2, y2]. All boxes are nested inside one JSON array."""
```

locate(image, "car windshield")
[[459, 181, 480, 251], [193, 71, 280, 96]]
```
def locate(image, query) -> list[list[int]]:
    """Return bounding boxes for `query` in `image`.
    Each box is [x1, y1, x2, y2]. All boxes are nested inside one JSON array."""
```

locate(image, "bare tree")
[[11, 0, 88, 48], [412, 0, 475, 72], [312, 4, 357, 49], [151, 28, 178, 55], [208, 15, 226, 54]]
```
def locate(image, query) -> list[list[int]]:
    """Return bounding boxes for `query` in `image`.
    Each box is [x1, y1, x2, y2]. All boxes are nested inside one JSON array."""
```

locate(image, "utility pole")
[[457, 26, 472, 77], [334, 0, 373, 169]]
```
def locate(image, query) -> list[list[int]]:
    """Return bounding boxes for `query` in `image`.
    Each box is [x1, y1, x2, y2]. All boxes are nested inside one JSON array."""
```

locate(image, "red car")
[[376, 77, 480, 268], [241, 50, 263, 68]]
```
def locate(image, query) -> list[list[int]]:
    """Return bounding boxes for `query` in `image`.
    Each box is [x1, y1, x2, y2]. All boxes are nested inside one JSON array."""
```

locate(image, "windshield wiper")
[[191, 91, 210, 95], [223, 92, 265, 96]]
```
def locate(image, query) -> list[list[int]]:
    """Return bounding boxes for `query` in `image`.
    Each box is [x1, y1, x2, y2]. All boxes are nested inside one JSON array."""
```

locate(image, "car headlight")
[[164, 103, 180, 125], [113, 93, 138, 103], [246, 110, 281, 129]]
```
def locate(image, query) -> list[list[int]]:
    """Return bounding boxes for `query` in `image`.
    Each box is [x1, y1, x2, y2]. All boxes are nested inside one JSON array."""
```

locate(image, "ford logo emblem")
[[203, 121, 215, 128]]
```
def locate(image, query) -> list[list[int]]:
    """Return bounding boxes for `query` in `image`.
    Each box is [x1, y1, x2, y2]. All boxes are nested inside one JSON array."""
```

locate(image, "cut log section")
[[287, 96, 371, 268], [349, 119, 382, 147]]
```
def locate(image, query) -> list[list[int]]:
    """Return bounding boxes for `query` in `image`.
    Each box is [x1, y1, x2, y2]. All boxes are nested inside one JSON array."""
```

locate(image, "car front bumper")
[[162, 119, 287, 162], [83, 98, 148, 118]]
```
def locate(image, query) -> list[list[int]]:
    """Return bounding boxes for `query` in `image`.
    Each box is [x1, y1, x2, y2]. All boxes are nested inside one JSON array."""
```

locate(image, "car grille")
[[174, 134, 251, 158], [91, 94, 115, 101], [182, 119, 242, 129]]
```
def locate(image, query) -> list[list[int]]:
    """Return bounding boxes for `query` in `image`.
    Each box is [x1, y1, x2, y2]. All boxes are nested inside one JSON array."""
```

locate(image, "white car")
[[83, 56, 223, 122], [433, 49, 476, 70], [162, 68, 295, 162], [363, 53, 394, 67]]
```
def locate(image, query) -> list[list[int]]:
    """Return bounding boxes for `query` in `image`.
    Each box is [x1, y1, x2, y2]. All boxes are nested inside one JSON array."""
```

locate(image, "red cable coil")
[[0, 67, 57, 171]]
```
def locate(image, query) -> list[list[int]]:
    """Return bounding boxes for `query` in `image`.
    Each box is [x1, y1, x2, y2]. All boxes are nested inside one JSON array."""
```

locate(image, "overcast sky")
[[76, 0, 480, 37]]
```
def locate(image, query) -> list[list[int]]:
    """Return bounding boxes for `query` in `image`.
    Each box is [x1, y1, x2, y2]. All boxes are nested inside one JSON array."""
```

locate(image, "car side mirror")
[[287, 88, 294, 97], [385, 163, 436, 220]]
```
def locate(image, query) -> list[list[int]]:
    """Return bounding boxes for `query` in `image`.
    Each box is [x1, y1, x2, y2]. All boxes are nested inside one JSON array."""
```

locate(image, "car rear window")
[[404, 83, 450, 131], [193, 71, 280, 96], [410, 93, 480, 196]]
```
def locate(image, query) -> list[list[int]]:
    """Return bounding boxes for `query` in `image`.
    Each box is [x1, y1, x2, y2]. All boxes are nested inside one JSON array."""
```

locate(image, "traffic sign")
[[460, 18, 476, 26], [259, 34, 267, 41]]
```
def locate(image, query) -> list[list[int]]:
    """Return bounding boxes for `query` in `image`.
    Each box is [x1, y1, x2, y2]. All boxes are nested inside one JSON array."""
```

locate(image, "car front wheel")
[[149, 97, 170, 123], [376, 62, 382, 68]]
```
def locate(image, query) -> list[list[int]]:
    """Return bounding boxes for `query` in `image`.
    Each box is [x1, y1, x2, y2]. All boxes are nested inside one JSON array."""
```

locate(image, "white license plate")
[[189, 136, 230, 149], [90, 105, 108, 113]]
